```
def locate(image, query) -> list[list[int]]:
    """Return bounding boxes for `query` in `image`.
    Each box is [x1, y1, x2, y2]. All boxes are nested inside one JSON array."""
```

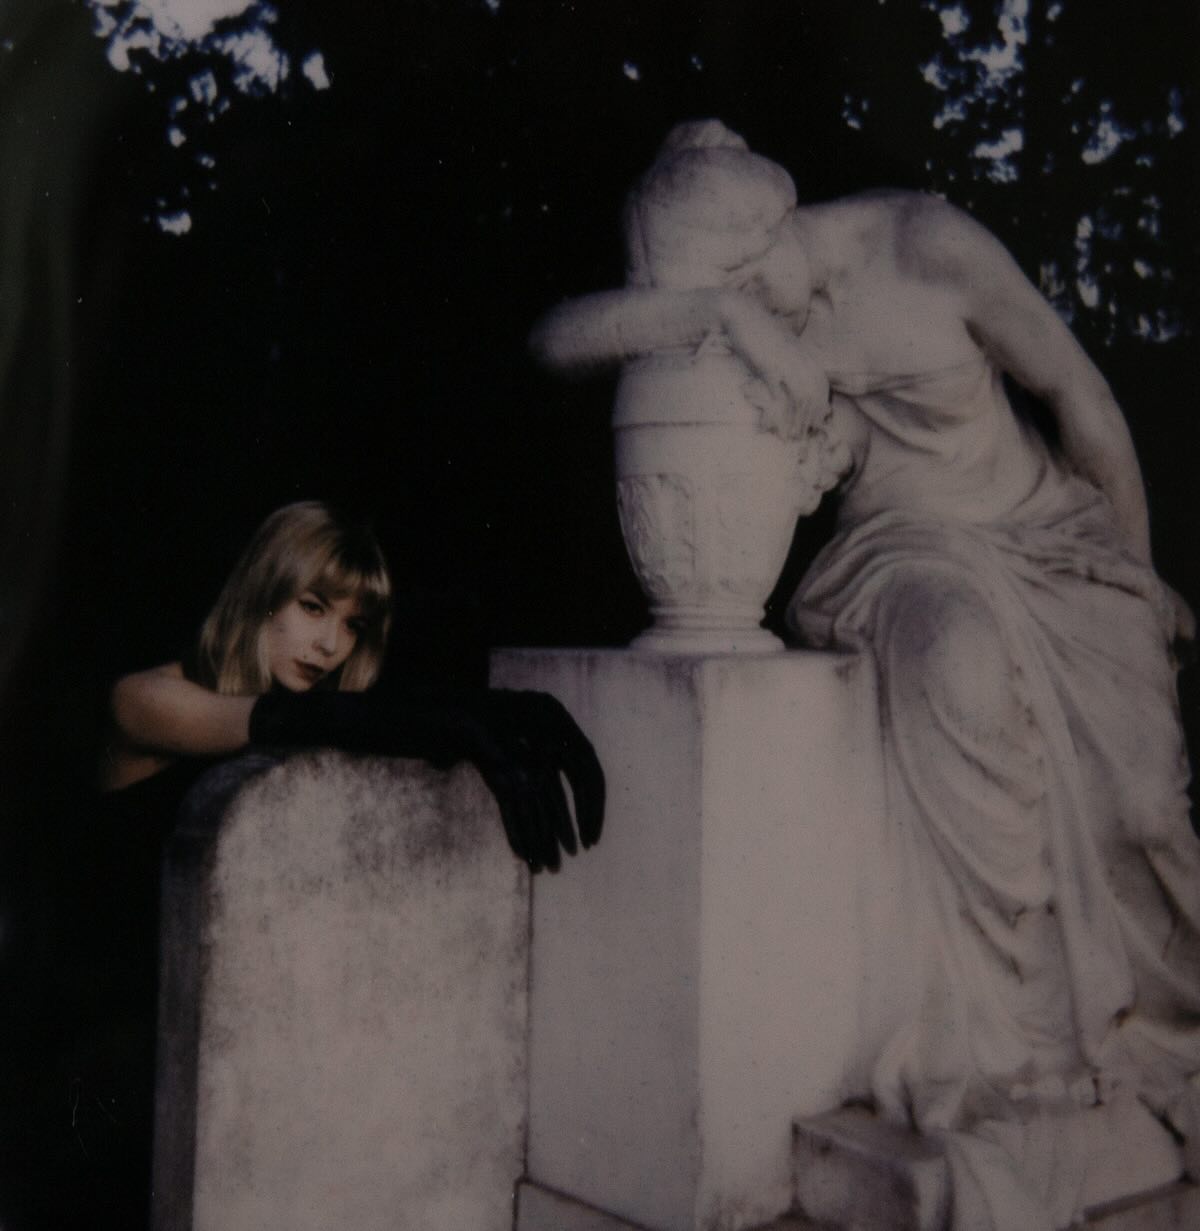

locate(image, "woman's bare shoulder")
[[114, 660, 185, 687], [110, 659, 199, 723]]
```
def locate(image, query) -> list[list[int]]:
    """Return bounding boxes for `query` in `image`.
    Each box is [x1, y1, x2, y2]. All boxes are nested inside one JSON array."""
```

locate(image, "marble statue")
[[532, 120, 1200, 1229], [534, 122, 852, 651]]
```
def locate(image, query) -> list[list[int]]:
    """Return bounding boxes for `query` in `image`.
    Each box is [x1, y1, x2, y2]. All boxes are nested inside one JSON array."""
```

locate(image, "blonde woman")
[[102, 500, 391, 792], [68, 501, 602, 1228], [104, 500, 603, 872]]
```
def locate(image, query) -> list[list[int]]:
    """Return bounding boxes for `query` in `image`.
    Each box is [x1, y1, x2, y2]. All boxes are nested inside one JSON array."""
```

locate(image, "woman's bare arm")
[[103, 663, 255, 790]]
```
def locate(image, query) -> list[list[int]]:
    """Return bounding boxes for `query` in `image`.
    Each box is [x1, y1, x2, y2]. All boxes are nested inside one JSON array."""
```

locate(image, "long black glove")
[[248, 688, 604, 872]]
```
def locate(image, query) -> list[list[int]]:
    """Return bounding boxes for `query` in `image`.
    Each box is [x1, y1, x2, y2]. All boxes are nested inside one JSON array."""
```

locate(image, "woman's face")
[[263, 589, 365, 691]]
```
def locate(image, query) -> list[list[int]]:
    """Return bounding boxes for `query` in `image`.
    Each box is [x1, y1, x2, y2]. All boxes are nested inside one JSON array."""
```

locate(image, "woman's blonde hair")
[[195, 501, 392, 695]]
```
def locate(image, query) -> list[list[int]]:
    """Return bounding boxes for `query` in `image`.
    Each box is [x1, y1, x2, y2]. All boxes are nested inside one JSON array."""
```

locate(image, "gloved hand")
[[249, 687, 604, 872], [440, 690, 605, 871]]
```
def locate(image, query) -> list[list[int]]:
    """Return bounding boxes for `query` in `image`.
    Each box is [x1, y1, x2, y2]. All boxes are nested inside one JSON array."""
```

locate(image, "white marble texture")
[[613, 347, 847, 652], [157, 752, 528, 1231], [531, 117, 1200, 1230], [494, 647, 895, 1231]]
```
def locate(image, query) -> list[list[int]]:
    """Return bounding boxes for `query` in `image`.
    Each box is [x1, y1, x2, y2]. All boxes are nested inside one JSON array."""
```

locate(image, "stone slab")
[[794, 1108, 947, 1231], [516, 1183, 828, 1231], [153, 752, 529, 1231], [793, 1102, 1185, 1231], [517, 1182, 655, 1231]]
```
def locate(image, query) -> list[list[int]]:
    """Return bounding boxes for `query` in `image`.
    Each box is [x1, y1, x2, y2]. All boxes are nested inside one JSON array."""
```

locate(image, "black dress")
[[12, 751, 281, 1231], [34, 760, 218, 1231]]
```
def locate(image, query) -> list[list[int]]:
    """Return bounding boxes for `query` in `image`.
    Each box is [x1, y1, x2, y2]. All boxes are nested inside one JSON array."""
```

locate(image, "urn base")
[[631, 603, 785, 653]]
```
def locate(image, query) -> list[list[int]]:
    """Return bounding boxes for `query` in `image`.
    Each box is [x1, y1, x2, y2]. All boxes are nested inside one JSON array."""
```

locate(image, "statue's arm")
[[529, 287, 731, 370], [531, 287, 828, 435], [530, 286, 813, 373], [922, 205, 1153, 566]]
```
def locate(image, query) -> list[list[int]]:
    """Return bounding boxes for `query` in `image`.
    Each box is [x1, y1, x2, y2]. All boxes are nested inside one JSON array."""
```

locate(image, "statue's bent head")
[[624, 119, 796, 290]]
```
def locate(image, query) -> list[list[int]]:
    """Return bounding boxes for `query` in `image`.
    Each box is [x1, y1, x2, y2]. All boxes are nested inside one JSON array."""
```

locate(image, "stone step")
[[515, 1098, 1194, 1231], [516, 1180, 829, 1231], [516, 1166, 1200, 1230], [793, 1108, 948, 1231], [516, 1183, 639, 1231], [793, 1102, 1188, 1231]]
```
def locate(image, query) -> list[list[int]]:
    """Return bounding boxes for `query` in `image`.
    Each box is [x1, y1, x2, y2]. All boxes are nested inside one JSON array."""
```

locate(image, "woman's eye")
[[299, 598, 323, 615]]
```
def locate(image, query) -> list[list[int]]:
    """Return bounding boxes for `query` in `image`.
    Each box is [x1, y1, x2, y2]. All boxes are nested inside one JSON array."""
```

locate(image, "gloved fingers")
[[490, 760, 570, 874], [470, 691, 604, 863], [536, 720, 604, 849], [519, 783, 555, 872], [527, 766, 566, 872], [537, 763, 578, 860], [555, 736, 605, 848], [505, 692, 605, 848], [484, 766, 539, 871], [502, 757, 576, 872], [505, 739, 586, 864]]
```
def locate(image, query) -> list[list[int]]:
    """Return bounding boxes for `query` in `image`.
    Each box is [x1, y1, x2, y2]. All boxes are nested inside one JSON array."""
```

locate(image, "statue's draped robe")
[[788, 358, 1200, 1227]]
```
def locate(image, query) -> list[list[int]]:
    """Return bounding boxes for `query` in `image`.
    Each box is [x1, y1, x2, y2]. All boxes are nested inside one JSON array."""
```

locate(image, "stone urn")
[[613, 346, 838, 653]]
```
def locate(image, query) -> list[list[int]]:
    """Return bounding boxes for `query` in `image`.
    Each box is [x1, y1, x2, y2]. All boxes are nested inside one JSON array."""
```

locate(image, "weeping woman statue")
[[533, 120, 1200, 1230]]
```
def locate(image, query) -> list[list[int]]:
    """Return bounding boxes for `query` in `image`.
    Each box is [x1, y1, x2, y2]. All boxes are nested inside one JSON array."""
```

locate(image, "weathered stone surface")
[[794, 1108, 948, 1231], [518, 1181, 656, 1231], [494, 647, 894, 1231], [153, 751, 528, 1231], [612, 350, 846, 652], [532, 118, 1200, 1231], [793, 1103, 1187, 1231], [516, 1182, 830, 1231]]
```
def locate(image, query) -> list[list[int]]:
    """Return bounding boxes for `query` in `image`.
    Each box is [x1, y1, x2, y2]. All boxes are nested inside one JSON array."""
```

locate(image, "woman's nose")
[[314, 619, 339, 655]]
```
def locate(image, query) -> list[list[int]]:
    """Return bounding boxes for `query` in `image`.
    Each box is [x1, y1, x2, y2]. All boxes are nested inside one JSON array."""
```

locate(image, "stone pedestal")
[[491, 648, 897, 1231], [152, 753, 528, 1231]]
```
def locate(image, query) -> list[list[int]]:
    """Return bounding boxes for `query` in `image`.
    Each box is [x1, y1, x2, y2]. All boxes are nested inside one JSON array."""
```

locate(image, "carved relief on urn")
[[613, 345, 846, 652]]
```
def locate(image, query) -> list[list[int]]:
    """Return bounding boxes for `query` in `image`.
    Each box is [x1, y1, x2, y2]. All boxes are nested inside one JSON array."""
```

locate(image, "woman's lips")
[[294, 661, 324, 684]]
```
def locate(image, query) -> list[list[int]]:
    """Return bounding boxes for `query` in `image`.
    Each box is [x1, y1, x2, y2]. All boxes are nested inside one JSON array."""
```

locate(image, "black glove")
[[440, 690, 605, 871], [249, 687, 604, 872]]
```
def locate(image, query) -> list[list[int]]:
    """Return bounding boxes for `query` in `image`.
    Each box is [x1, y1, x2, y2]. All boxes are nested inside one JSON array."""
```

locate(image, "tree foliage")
[[827, 0, 1195, 346]]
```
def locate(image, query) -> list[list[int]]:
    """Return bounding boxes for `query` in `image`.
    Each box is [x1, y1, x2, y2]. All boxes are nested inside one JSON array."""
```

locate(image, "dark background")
[[0, 0, 1195, 1226]]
